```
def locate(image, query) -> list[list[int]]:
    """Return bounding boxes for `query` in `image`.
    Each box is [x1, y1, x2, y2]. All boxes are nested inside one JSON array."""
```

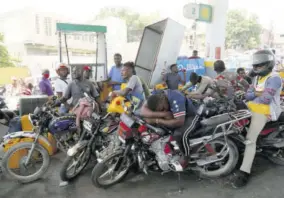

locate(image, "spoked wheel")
[[91, 151, 131, 188], [196, 138, 239, 178], [60, 148, 91, 181], [267, 130, 284, 165], [1, 142, 50, 183]]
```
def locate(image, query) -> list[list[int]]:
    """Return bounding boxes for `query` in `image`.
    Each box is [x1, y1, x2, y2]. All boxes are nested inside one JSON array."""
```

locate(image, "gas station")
[[183, 0, 228, 76]]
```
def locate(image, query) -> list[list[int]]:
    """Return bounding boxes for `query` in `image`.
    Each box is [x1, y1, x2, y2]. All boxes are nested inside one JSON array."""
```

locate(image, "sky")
[[0, 0, 283, 32]]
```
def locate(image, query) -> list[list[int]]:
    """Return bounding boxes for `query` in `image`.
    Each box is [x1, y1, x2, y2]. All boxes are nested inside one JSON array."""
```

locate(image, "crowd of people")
[[148, 49, 282, 188], [1, 49, 281, 188]]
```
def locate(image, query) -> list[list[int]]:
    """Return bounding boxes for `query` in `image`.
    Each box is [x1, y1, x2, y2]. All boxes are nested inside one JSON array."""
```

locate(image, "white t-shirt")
[[54, 78, 71, 96]]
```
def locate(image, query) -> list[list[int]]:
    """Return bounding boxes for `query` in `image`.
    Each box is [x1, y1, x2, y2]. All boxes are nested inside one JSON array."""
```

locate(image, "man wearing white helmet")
[[54, 63, 71, 97]]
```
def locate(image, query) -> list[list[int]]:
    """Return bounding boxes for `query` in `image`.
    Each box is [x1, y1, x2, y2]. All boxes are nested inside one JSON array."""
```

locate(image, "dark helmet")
[[252, 49, 275, 76]]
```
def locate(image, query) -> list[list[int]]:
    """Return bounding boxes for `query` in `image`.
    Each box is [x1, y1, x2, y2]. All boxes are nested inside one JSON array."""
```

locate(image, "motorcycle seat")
[[200, 113, 231, 126]]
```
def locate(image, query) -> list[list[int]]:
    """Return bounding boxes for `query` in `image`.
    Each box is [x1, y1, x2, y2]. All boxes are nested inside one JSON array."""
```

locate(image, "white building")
[[0, 8, 99, 76]]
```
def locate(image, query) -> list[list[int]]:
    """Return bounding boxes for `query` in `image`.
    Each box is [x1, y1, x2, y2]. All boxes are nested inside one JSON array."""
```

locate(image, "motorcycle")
[[59, 94, 134, 183], [2, 96, 78, 154], [0, 98, 78, 183], [229, 108, 284, 166], [90, 99, 250, 188]]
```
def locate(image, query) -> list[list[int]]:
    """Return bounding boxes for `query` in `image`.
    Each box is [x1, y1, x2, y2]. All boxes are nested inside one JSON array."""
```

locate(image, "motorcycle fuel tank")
[[48, 115, 77, 135]]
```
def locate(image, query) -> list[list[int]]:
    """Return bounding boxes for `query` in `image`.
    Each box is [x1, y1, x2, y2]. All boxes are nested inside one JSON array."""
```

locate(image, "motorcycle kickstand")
[[177, 173, 183, 193]]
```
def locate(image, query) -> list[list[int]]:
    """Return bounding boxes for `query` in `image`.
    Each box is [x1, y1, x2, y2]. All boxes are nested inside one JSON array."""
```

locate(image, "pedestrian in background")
[[162, 64, 186, 90], [39, 69, 54, 96], [108, 53, 125, 90], [237, 67, 252, 85]]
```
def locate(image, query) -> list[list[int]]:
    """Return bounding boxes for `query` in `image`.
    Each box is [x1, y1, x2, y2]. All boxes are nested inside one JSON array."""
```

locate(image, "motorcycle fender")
[[3, 131, 36, 142], [67, 140, 88, 157], [2, 131, 56, 155], [190, 130, 235, 146]]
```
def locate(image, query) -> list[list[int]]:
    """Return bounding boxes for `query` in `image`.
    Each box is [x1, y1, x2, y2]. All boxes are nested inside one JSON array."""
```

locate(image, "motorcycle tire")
[[91, 150, 130, 188], [1, 142, 50, 183], [60, 148, 91, 181], [267, 155, 284, 166], [198, 138, 239, 178]]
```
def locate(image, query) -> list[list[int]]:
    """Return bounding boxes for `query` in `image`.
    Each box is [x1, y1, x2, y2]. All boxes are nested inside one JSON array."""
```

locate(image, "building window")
[[89, 35, 94, 43], [74, 34, 80, 40], [44, 17, 52, 36], [82, 35, 88, 41], [35, 15, 40, 34]]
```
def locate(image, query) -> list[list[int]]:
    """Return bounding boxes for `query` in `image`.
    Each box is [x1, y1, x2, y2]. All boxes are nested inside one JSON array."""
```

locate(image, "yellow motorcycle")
[[0, 98, 60, 170]]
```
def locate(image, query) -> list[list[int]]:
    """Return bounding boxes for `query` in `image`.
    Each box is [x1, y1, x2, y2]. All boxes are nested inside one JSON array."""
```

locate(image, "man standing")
[[112, 61, 145, 106], [54, 63, 71, 97], [6, 77, 20, 96], [108, 53, 124, 90], [163, 64, 186, 90], [237, 67, 252, 85], [39, 69, 54, 96], [189, 50, 200, 59]]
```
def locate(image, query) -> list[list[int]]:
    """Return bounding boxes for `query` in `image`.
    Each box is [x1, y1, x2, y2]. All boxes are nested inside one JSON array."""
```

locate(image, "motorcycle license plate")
[[120, 113, 134, 128]]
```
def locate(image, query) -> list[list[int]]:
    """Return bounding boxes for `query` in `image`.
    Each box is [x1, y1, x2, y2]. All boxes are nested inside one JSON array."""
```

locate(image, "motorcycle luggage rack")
[[210, 109, 252, 141]]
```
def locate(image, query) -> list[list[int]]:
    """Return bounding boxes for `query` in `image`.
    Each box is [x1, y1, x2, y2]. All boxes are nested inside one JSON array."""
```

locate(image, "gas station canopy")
[[56, 23, 107, 33]]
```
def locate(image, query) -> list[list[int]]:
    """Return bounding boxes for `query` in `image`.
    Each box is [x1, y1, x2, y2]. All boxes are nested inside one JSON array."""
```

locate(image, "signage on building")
[[176, 57, 206, 82], [183, 3, 213, 23]]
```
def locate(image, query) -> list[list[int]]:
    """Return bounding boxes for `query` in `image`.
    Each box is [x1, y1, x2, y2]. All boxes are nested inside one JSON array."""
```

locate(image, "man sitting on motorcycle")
[[60, 66, 101, 109], [231, 49, 282, 188], [140, 89, 198, 167], [181, 72, 213, 99], [111, 61, 145, 107]]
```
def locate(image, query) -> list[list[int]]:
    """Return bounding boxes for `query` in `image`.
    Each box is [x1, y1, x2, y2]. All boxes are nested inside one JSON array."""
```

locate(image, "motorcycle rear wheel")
[[267, 130, 284, 165], [91, 150, 131, 188], [60, 148, 91, 181], [197, 138, 239, 178], [1, 142, 50, 183]]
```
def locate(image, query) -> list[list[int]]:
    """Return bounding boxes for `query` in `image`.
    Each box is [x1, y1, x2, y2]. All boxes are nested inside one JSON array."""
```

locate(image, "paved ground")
[[1, 124, 284, 198]]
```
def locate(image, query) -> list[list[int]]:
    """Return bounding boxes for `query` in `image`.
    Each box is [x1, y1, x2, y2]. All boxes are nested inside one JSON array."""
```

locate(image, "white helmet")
[[56, 63, 69, 74]]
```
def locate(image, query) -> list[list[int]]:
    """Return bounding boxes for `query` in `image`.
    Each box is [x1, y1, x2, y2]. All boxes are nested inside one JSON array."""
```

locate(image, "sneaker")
[[231, 170, 250, 188]]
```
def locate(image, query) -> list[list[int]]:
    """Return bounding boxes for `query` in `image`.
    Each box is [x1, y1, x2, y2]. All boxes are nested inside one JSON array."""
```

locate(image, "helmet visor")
[[252, 54, 274, 66]]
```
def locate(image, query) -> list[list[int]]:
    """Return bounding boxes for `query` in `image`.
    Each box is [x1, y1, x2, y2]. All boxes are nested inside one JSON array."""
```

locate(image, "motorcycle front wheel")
[[91, 150, 131, 188], [60, 148, 91, 181], [1, 142, 50, 183]]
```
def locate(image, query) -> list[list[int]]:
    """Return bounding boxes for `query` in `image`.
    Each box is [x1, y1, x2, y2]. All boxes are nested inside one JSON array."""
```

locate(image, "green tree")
[[226, 10, 262, 49], [0, 33, 15, 67], [95, 7, 160, 41]]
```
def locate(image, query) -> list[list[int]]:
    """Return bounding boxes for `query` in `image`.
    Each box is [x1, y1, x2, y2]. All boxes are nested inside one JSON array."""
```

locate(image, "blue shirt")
[[165, 89, 196, 118], [108, 65, 124, 90]]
